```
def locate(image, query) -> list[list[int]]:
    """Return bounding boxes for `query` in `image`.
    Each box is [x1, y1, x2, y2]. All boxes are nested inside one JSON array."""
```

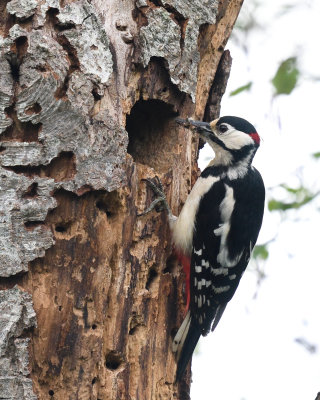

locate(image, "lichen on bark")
[[0, 0, 243, 398], [0, 286, 37, 400], [0, 1, 128, 276], [137, 0, 219, 101]]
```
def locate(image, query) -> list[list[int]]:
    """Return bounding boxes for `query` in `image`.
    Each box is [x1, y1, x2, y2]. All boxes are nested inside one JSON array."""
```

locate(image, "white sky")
[[192, 1, 320, 399]]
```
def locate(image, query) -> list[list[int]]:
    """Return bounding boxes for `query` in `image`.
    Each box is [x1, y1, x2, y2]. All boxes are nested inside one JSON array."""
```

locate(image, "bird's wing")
[[190, 179, 227, 334], [227, 167, 265, 261], [190, 170, 265, 334]]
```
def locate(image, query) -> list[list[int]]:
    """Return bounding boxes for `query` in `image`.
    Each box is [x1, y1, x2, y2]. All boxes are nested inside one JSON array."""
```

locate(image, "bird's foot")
[[138, 177, 171, 216]]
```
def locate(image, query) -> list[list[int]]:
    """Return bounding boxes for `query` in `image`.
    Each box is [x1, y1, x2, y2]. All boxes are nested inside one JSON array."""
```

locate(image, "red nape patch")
[[249, 132, 260, 145]]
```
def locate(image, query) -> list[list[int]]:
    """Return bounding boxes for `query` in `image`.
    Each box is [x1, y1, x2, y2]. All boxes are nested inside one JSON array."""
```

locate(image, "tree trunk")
[[0, 0, 242, 399]]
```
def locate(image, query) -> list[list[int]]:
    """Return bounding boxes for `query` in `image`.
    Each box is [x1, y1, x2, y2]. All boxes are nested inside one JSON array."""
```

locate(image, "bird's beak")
[[175, 117, 220, 142], [188, 120, 211, 130], [189, 119, 221, 143], [187, 120, 212, 140]]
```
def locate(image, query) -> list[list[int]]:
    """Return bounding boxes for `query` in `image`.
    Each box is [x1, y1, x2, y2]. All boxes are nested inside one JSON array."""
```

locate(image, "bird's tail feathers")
[[211, 304, 227, 332], [172, 311, 201, 381]]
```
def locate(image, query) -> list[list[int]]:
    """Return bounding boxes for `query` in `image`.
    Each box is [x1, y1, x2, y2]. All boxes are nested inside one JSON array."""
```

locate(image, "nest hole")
[[126, 99, 178, 170], [48, 390, 54, 396]]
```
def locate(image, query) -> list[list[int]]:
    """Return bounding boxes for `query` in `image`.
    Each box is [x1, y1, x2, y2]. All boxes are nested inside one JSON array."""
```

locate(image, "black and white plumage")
[[172, 116, 265, 380], [140, 115, 265, 381]]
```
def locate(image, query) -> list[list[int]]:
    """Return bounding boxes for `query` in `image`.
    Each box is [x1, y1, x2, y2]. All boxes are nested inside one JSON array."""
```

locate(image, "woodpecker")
[[140, 116, 265, 381]]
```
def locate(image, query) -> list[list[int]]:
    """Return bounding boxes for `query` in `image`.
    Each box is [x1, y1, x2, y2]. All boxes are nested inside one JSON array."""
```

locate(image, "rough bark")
[[0, 0, 241, 399]]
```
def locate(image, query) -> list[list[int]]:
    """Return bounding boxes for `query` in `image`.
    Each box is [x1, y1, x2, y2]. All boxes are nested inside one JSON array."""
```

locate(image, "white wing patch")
[[213, 285, 230, 294], [210, 267, 228, 276], [211, 184, 245, 267], [201, 259, 210, 268], [214, 184, 241, 267]]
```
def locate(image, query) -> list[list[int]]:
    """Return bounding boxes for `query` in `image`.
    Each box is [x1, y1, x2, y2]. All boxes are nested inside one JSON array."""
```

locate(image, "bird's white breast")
[[172, 176, 219, 254]]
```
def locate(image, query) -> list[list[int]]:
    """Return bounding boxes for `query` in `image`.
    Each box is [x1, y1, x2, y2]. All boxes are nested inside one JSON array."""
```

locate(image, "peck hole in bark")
[[47, 151, 76, 181], [22, 182, 38, 198], [55, 220, 72, 233], [146, 266, 158, 290], [164, 253, 176, 274], [95, 191, 122, 218], [3, 105, 42, 142], [96, 200, 113, 218], [25, 102, 42, 115], [105, 351, 123, 370], [129, 326, 137, 335], [24, 220, 44, 230]]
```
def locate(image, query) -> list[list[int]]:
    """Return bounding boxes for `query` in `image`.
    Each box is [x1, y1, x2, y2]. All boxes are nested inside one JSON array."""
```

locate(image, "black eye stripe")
[[209, 133, 228, 150]]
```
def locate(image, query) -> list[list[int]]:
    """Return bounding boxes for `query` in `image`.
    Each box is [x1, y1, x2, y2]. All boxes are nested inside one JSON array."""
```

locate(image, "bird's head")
[[186, 116, 260, 166]]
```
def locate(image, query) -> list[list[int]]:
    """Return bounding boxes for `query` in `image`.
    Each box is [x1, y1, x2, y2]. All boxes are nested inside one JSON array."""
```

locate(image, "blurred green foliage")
[[230, 57, 300, 98], [252, 244, 269, 260], [271, 57, 300, 95], [228, 3, 317, 269], [268, 184, 318, 212], [229, 82, 252, 96]]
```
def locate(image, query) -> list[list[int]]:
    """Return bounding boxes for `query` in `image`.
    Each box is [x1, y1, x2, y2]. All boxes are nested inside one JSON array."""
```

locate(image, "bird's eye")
[[218, 124, 228, 134]]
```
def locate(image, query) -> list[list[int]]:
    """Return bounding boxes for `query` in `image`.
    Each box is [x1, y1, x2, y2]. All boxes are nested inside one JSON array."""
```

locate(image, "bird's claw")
[[142, 177, 165, 197], [138, 177, 169, 216]]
